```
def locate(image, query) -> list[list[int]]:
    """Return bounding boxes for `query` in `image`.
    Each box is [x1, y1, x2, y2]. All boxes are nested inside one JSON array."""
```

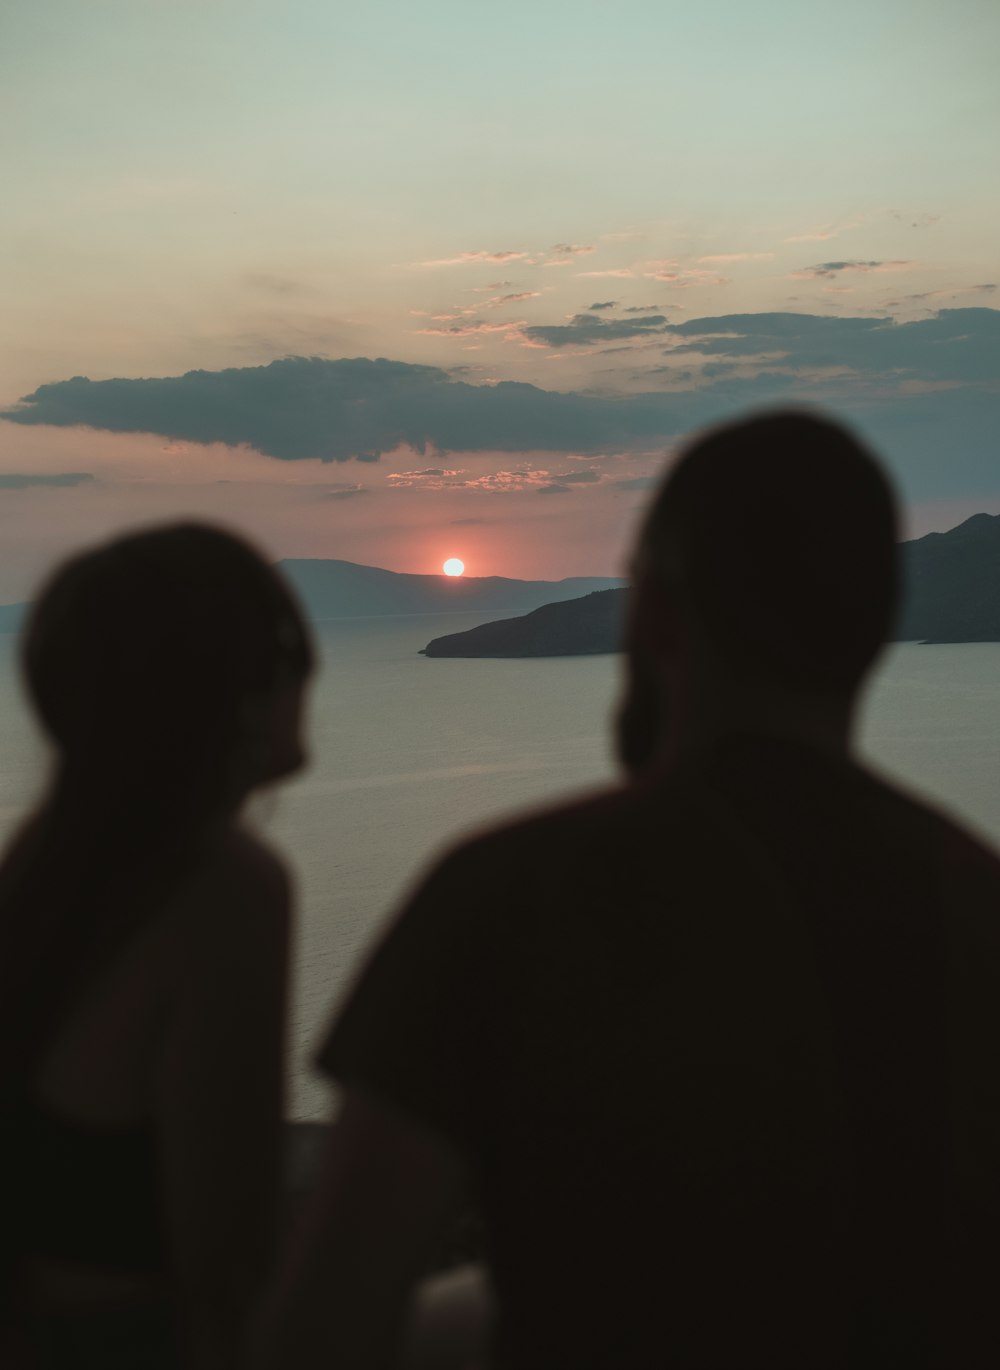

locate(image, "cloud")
[[644, 267, 730, 286], [521, 312, 669, 348], [543, 243, 595, 266], [416, 320, 527, 337], [537, 483, 572, 494], [386, 467, 465, 487], [324, 484, 369, 500], [0, 472, 95, 489], [588, 301, 618, 311], [418, 250, 529, 267], [556, 468, 601, 483], [623, 304, 661, 313], [790, 260, 912, 280], [577, 268, 636, 279], [484, 291, 541, 307], [903, 284, 997, 302], [462, 469, 556, 493], [4, 310, 997, 477], [659, 307, 1000, 382]]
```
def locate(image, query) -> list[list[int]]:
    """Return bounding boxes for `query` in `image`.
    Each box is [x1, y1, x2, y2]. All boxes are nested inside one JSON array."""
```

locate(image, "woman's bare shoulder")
[[169, 826, 292, 961]]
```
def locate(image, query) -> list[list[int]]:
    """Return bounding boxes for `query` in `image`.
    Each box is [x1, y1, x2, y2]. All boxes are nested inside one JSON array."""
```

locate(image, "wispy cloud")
[[462, 468, 556, 493], [324, 484, 369, 500], [644, 267, 730, 286], [416, 319, 527, 337], [790, 260, 912, 280], [577, 268, 636, 279], [386, 467, 466, 488], [542, 243, 596, 267], [521, 312, 669, 348], [484, 291, 541, 307], [588, 301, 618, 311], [418, 249, 530, 267], [555, 468, 601, 483], [903, 283, 997, 302]]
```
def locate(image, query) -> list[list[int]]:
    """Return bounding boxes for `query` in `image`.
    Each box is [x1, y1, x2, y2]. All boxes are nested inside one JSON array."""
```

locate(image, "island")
[[422, 512, 1000, 657], [422, 589, 626, 657]]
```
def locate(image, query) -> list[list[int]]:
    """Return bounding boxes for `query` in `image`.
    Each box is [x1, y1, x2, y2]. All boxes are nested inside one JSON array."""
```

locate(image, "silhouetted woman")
[[0, 523, 314, 1368]]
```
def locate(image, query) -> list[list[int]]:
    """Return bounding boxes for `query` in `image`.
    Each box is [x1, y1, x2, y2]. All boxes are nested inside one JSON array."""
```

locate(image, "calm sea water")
[[2, 616, 1000, 1119]]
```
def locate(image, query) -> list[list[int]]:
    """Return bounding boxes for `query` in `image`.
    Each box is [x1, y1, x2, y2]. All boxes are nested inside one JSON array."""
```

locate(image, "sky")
[[1, 0, 998, 599]]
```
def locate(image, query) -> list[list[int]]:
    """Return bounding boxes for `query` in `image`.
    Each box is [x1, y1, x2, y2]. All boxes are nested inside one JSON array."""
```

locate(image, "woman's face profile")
[[240, 679, 310, 789]]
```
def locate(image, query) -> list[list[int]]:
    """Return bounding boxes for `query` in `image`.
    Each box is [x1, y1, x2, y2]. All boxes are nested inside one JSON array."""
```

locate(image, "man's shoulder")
[[859, 761, 1000, 876], [427, 772, 697, 894]]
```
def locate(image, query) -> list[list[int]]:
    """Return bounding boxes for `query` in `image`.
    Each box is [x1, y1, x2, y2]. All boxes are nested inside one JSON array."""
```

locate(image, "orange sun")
[[442, 558, 465, 577]]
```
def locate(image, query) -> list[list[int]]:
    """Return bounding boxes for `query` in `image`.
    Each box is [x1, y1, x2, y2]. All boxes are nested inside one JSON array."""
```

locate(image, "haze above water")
[[2, 615, 999, 1119]]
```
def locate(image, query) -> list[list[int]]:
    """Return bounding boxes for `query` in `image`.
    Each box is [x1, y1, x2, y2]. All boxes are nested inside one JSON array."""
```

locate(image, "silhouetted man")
[[264, 412, 1000, 1369]]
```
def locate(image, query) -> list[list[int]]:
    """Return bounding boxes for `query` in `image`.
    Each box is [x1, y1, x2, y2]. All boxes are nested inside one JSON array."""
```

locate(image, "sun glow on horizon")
[[443, 557, 465, 577]]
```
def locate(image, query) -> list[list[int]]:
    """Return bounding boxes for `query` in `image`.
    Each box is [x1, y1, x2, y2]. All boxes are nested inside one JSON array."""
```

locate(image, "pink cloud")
[[386, 467, 466, 488], [461, 468, 554, 492], [415, 319, 528, 336], [484, 291, 541, 307], [577, 268, 635, 279], [418, 250, 530, 267], [643, 268, 730, 286], [543, 243, 596, 267]]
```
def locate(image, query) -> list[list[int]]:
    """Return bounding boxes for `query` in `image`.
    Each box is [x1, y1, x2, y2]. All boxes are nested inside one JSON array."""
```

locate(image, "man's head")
[[618, 409, 899, 771]]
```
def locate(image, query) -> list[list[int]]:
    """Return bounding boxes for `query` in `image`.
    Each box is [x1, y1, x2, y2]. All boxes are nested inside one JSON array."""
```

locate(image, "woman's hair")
[[0, 522, 314, 1080]]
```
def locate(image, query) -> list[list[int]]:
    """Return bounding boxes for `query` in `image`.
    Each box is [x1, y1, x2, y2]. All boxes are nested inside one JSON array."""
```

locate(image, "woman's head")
[[23, 522, 315, 810]]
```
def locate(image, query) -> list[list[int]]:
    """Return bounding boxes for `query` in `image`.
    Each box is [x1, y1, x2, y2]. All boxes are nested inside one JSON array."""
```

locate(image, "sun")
[[443, 557, 465, 577]]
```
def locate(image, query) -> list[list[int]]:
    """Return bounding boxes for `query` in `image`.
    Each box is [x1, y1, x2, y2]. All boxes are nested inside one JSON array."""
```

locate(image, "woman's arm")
[[157, 836, 290, 1370], [256, 1087, 469, 1370]]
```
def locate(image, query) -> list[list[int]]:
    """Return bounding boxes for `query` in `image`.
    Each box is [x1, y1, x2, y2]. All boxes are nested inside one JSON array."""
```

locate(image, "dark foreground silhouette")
[[0, 523, 313, 1369], [263, 411, 1000, 1370]]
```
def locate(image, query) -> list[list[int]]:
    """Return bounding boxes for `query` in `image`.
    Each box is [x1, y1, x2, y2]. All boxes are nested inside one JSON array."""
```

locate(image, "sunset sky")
[[2, 0, 998, 600]]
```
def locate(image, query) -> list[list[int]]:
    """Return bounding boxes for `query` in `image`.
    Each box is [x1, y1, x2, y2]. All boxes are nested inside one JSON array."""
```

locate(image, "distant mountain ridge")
[[421, 512, 1000, 657], [0, 559, 624, 634], [278, 558, 624, 619], [2, 515, 1000, 642]]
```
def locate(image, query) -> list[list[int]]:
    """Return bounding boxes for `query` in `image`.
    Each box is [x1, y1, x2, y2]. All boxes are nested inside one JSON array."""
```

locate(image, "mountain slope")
[[422, 590, 626, 657], [422, 513, 1000, 656]]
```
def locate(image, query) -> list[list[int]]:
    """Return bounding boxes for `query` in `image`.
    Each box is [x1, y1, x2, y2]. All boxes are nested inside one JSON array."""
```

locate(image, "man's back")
[[323, 735, 1000, 1367]]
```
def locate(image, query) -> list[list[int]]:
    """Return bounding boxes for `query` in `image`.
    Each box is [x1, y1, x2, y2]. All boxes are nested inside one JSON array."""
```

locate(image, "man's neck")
[[657, 679, 855, 771]]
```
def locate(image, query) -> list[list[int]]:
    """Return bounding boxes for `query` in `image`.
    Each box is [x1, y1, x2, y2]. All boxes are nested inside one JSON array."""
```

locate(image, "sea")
[[3, 613, 1000, 1120]]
